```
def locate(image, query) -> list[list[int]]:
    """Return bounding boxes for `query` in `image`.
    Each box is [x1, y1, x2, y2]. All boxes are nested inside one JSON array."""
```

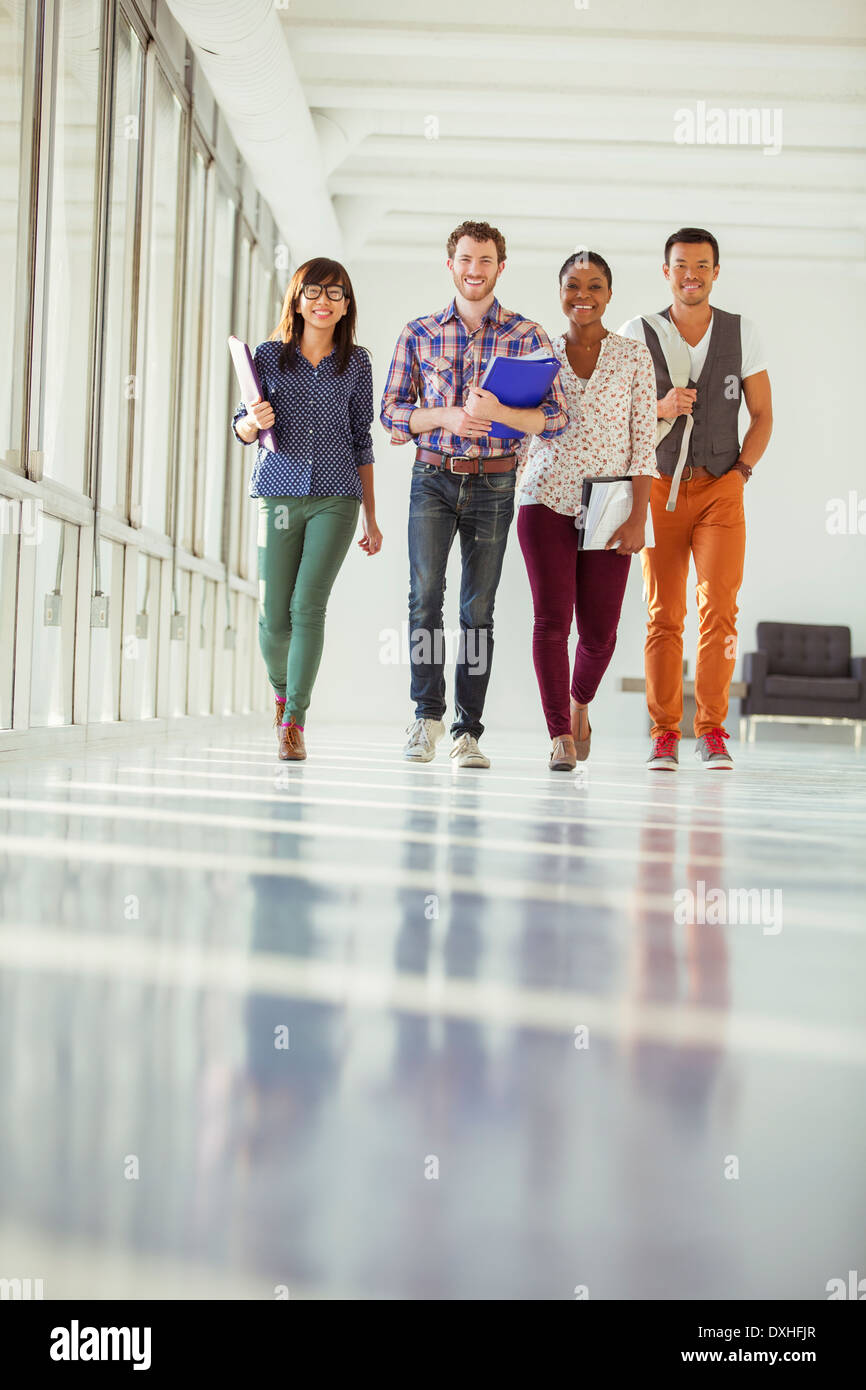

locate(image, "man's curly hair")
[[446, 221, 506, 262]]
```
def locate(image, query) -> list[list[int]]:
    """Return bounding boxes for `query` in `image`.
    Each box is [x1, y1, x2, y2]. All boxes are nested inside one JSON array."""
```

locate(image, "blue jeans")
[[407, 460, 516, 739]]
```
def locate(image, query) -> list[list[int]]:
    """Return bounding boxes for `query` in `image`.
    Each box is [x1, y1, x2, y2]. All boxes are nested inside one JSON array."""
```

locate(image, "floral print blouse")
[[516, 331, 658, 516]]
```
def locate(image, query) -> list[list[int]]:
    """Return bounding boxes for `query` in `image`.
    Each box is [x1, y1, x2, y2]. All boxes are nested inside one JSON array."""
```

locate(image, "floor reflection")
[[0, 728, 863, 1297]]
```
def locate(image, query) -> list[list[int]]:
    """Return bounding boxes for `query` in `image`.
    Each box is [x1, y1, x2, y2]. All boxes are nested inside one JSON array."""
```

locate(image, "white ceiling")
[[277, 0, 866, 264]]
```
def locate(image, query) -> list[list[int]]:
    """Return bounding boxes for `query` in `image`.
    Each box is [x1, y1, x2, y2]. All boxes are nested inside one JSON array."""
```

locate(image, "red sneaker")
[[647, 731, 680, 771], [695, 727, 734, 769]]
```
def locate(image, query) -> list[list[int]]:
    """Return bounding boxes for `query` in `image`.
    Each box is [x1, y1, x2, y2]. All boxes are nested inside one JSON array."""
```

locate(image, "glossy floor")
[[0, 720, 864, 1300]]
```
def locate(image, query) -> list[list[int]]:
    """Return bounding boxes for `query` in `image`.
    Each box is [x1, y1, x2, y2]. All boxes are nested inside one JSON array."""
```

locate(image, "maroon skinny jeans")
[[517, 502, 631, 738]]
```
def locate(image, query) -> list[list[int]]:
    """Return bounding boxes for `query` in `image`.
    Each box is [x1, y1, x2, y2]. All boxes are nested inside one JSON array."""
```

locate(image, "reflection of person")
[[380, 220, 567, 770], [624, 783, 730, 1114], [516, 252, 656, 771], [618, 228, 773, 771], [232, 257, 382, 763]]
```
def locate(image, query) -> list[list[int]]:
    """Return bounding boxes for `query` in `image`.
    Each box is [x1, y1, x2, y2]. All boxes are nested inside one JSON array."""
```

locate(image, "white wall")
[[304, 247, 866, 740]]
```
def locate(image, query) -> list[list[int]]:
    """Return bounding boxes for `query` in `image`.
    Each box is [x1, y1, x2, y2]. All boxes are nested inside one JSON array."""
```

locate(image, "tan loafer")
[[278, 718, 307, 761], [549, 735, 577, 771], [570, 699, 592, 761]]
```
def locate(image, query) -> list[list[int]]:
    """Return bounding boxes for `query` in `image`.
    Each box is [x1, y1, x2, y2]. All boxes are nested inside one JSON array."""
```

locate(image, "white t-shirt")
[[617, 311, 767, 382]]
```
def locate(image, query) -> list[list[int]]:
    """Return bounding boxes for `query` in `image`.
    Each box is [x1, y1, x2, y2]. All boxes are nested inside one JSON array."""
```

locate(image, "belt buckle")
[[448, 454, 474, 474], [682, 464, 693, 481]]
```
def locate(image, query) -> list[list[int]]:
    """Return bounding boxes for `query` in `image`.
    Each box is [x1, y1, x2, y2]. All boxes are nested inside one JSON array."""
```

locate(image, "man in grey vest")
[[619, 228, 773, 770]]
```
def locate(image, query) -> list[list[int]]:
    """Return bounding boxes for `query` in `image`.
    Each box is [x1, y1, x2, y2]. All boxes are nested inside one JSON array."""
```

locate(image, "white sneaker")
[[450, 733, 491, 769], [404, 717, 445, 762]]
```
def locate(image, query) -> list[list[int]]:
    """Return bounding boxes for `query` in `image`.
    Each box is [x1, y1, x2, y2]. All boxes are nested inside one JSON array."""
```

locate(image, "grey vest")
[[642, 308, 743, 477]]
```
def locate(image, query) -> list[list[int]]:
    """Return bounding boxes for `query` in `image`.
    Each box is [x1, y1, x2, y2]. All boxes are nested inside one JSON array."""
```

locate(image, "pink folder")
[[228, 335, 276, 452]]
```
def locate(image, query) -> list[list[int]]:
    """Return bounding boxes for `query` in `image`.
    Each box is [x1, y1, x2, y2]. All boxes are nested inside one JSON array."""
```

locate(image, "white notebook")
[[579, 479, 655, 550]]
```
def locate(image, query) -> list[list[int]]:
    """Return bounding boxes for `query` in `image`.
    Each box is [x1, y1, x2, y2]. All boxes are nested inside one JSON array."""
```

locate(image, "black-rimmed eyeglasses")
[[302, 284, 348, 302]]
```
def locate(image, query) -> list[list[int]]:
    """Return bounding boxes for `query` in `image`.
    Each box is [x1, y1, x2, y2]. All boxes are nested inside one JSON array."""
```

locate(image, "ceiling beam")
[[327, 173, 866, 230], [285, 21, 866, 78], [341, 136, 864, 191], [306, 87, 866, 151]]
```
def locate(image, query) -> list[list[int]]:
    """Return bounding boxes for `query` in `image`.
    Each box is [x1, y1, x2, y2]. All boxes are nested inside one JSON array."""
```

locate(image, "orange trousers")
[[641, 468, 746, 738]]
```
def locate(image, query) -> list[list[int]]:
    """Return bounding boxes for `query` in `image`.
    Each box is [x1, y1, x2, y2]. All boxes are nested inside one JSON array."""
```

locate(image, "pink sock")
[[281, 718, 304, 731]]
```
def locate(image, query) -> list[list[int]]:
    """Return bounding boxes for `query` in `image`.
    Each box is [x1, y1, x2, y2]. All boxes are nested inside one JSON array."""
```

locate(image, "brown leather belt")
[[664, 464, 711, 482], [415, 447, 516, 475]]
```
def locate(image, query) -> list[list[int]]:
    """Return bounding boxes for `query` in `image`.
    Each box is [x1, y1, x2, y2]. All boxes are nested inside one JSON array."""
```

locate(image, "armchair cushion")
[[756, 622, 851, 678], [743, 650, 768, 682], [764, 675, 860, 703]]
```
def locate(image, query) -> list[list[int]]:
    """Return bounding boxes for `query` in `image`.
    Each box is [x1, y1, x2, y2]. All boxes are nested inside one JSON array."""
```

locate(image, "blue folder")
[[477, 355, 562, 439]]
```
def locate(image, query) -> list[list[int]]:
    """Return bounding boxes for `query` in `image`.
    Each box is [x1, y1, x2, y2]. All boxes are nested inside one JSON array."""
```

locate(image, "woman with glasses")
[[232, 257, 382, 761]]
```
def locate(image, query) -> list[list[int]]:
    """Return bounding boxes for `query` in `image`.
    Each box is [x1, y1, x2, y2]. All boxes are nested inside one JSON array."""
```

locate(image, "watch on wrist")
[[734, 460, 753, 481]]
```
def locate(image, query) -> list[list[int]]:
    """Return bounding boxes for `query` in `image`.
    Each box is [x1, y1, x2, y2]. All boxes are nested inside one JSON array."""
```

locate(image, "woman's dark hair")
[[271, 256, 359, 373], [558, 250, 613, 291]]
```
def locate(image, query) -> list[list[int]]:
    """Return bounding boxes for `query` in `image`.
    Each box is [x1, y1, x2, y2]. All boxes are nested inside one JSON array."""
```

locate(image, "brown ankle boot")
[[549, 734, 577, 771], [278, 717, 307, 761], [570, 698, 591, 761], [273, 700, 286, 745]]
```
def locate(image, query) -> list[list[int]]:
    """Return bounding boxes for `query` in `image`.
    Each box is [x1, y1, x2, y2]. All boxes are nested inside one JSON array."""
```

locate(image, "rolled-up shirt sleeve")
[[380, 327, 419, 444], [530, 327, 568, 440], [231, 398, 253, 444], [630, 344, 658, 475], [350, 349, 376, 469]]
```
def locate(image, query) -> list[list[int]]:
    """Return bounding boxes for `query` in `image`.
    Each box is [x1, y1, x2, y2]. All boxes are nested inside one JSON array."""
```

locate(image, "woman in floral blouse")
[[516, 251, 657, 770]]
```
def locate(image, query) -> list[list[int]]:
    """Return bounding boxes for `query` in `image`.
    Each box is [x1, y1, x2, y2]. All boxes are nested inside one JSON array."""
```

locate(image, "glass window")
[[0, 1, 29, 471], [32, 0, 103, 494], [99, 14, 143, 517], [241, 250, 275, 579], [123, 551, 160, 720], [201, 185, 236, 561], [235, 228, 252, 343], [215, 586, 235, 716], [229, 229, 253, 575], [249, 247, 274, 351], [189, 575, 216, 716], [0, 503, 20, 727], [177, 146, 208, 552], [233, 593, 254, 714], [138, 65, 182, 534], [168, 566, 190, 716], [88, 536, 124, 722], [29, 514, 78, 727]]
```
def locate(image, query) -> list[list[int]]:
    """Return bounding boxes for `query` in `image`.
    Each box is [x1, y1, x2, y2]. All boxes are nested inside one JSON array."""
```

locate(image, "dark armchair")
[[741, 622, 866, 746]]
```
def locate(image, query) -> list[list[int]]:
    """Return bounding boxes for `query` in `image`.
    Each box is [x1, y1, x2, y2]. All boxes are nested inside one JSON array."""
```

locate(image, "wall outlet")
[[90, 594, 109, 628], [135, 612, 148, 639], [44, 592, 62, 626], [170, 612, 186, 641]]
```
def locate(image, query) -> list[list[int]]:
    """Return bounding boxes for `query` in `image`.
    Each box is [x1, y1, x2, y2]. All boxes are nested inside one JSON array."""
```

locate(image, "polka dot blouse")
[[231, 340, 375, 500]]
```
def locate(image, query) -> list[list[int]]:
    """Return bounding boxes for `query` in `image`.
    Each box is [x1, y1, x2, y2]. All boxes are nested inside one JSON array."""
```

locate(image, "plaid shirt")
[[380, 297, 568, 457]]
